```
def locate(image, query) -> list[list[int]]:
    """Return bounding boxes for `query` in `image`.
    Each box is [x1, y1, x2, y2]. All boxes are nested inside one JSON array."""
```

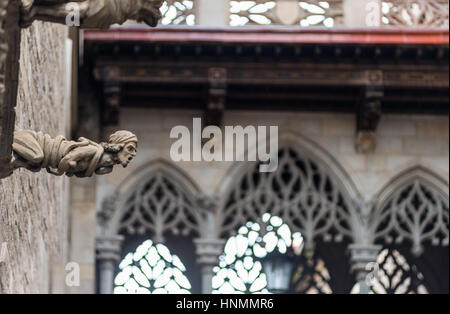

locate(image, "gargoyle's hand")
[[58, 146, 98, 173]]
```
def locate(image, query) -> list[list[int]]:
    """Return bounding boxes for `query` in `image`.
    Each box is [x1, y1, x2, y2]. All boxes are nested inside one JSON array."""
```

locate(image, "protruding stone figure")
[[10, 130, 138, 177], [19, 0, 164, 28]]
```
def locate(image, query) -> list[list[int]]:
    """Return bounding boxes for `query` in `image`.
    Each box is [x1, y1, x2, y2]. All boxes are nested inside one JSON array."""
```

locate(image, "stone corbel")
[[355, 70, 384, 154], [204, 68, 227, 129]]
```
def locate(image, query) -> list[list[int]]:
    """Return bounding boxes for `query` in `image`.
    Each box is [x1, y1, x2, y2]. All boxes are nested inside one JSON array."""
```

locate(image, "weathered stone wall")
[[0, 22, 69, 294]]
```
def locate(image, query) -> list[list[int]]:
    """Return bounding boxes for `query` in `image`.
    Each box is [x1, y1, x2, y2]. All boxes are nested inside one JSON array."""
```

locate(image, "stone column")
[[197, 0, 229, 26], [343, 0, 382, 27], [348, 244, 382, 294], [96, 235, 124, 294], [194, 238, 226, 294]]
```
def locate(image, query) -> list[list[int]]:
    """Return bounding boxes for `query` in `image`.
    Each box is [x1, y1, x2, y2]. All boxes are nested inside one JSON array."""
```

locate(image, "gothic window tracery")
[[114, 240, 192, 294], [118, 172, 201, 242], [220, 148, 353, 250], [373, 179, 449, 256], [160, 0, 196, 25], [229, 1, 343, 27]]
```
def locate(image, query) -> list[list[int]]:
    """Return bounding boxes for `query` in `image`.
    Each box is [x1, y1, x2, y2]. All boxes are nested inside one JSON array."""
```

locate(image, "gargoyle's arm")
[[58, 145, 99, 173]]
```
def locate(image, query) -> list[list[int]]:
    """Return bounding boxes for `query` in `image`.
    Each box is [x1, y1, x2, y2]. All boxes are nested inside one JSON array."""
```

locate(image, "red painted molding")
[[83, 27, 449, 45]]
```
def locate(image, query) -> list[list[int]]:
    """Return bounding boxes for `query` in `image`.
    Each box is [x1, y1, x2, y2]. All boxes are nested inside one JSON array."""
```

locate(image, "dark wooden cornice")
[[82, 27, 449, 118]]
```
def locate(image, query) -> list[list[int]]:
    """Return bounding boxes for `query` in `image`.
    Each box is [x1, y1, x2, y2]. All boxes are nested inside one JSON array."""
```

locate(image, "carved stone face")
[[137, 0, 163, 27], [117, 142, 137, 167]]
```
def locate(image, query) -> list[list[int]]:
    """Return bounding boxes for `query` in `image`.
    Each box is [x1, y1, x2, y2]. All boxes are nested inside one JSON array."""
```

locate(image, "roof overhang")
[[84, 27, 449, 45]]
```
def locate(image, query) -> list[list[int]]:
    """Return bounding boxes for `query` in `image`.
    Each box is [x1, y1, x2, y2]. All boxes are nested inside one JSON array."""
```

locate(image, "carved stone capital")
[[348, 244, 382, 282], [96, 235, 124, 263], [196, 193, 220, 213], [0, 129, 138, 179]]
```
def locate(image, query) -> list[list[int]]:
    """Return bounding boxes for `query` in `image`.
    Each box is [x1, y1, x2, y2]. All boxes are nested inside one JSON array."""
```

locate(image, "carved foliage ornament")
[[0, 130, 138, 178], [382, 0, 449, 28], [19, 0, 165, 28]]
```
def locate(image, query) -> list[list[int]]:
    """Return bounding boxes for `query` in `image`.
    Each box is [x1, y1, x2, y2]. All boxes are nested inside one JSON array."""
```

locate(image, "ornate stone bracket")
[[1, 0, 165, 179], [355, 70, 384, 154]]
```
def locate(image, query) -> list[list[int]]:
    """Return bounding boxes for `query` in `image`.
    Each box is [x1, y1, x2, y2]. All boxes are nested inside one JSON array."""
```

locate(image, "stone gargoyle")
[[19, 0, 164, 28], [0, 130, 138, 178]]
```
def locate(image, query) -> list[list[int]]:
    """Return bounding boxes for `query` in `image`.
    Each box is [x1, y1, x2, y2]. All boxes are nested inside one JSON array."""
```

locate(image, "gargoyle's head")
[[103, 131, 138, 168], [136, 0, 164, 27]]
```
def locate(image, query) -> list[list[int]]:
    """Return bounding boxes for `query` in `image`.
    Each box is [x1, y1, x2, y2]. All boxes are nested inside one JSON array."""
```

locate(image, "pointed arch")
[[102, 158, 203, 240], [371, 165, 449, 256], [218, 131, 360, 206], [376, 165, 449, 206], [216, 131, 359, 249]]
